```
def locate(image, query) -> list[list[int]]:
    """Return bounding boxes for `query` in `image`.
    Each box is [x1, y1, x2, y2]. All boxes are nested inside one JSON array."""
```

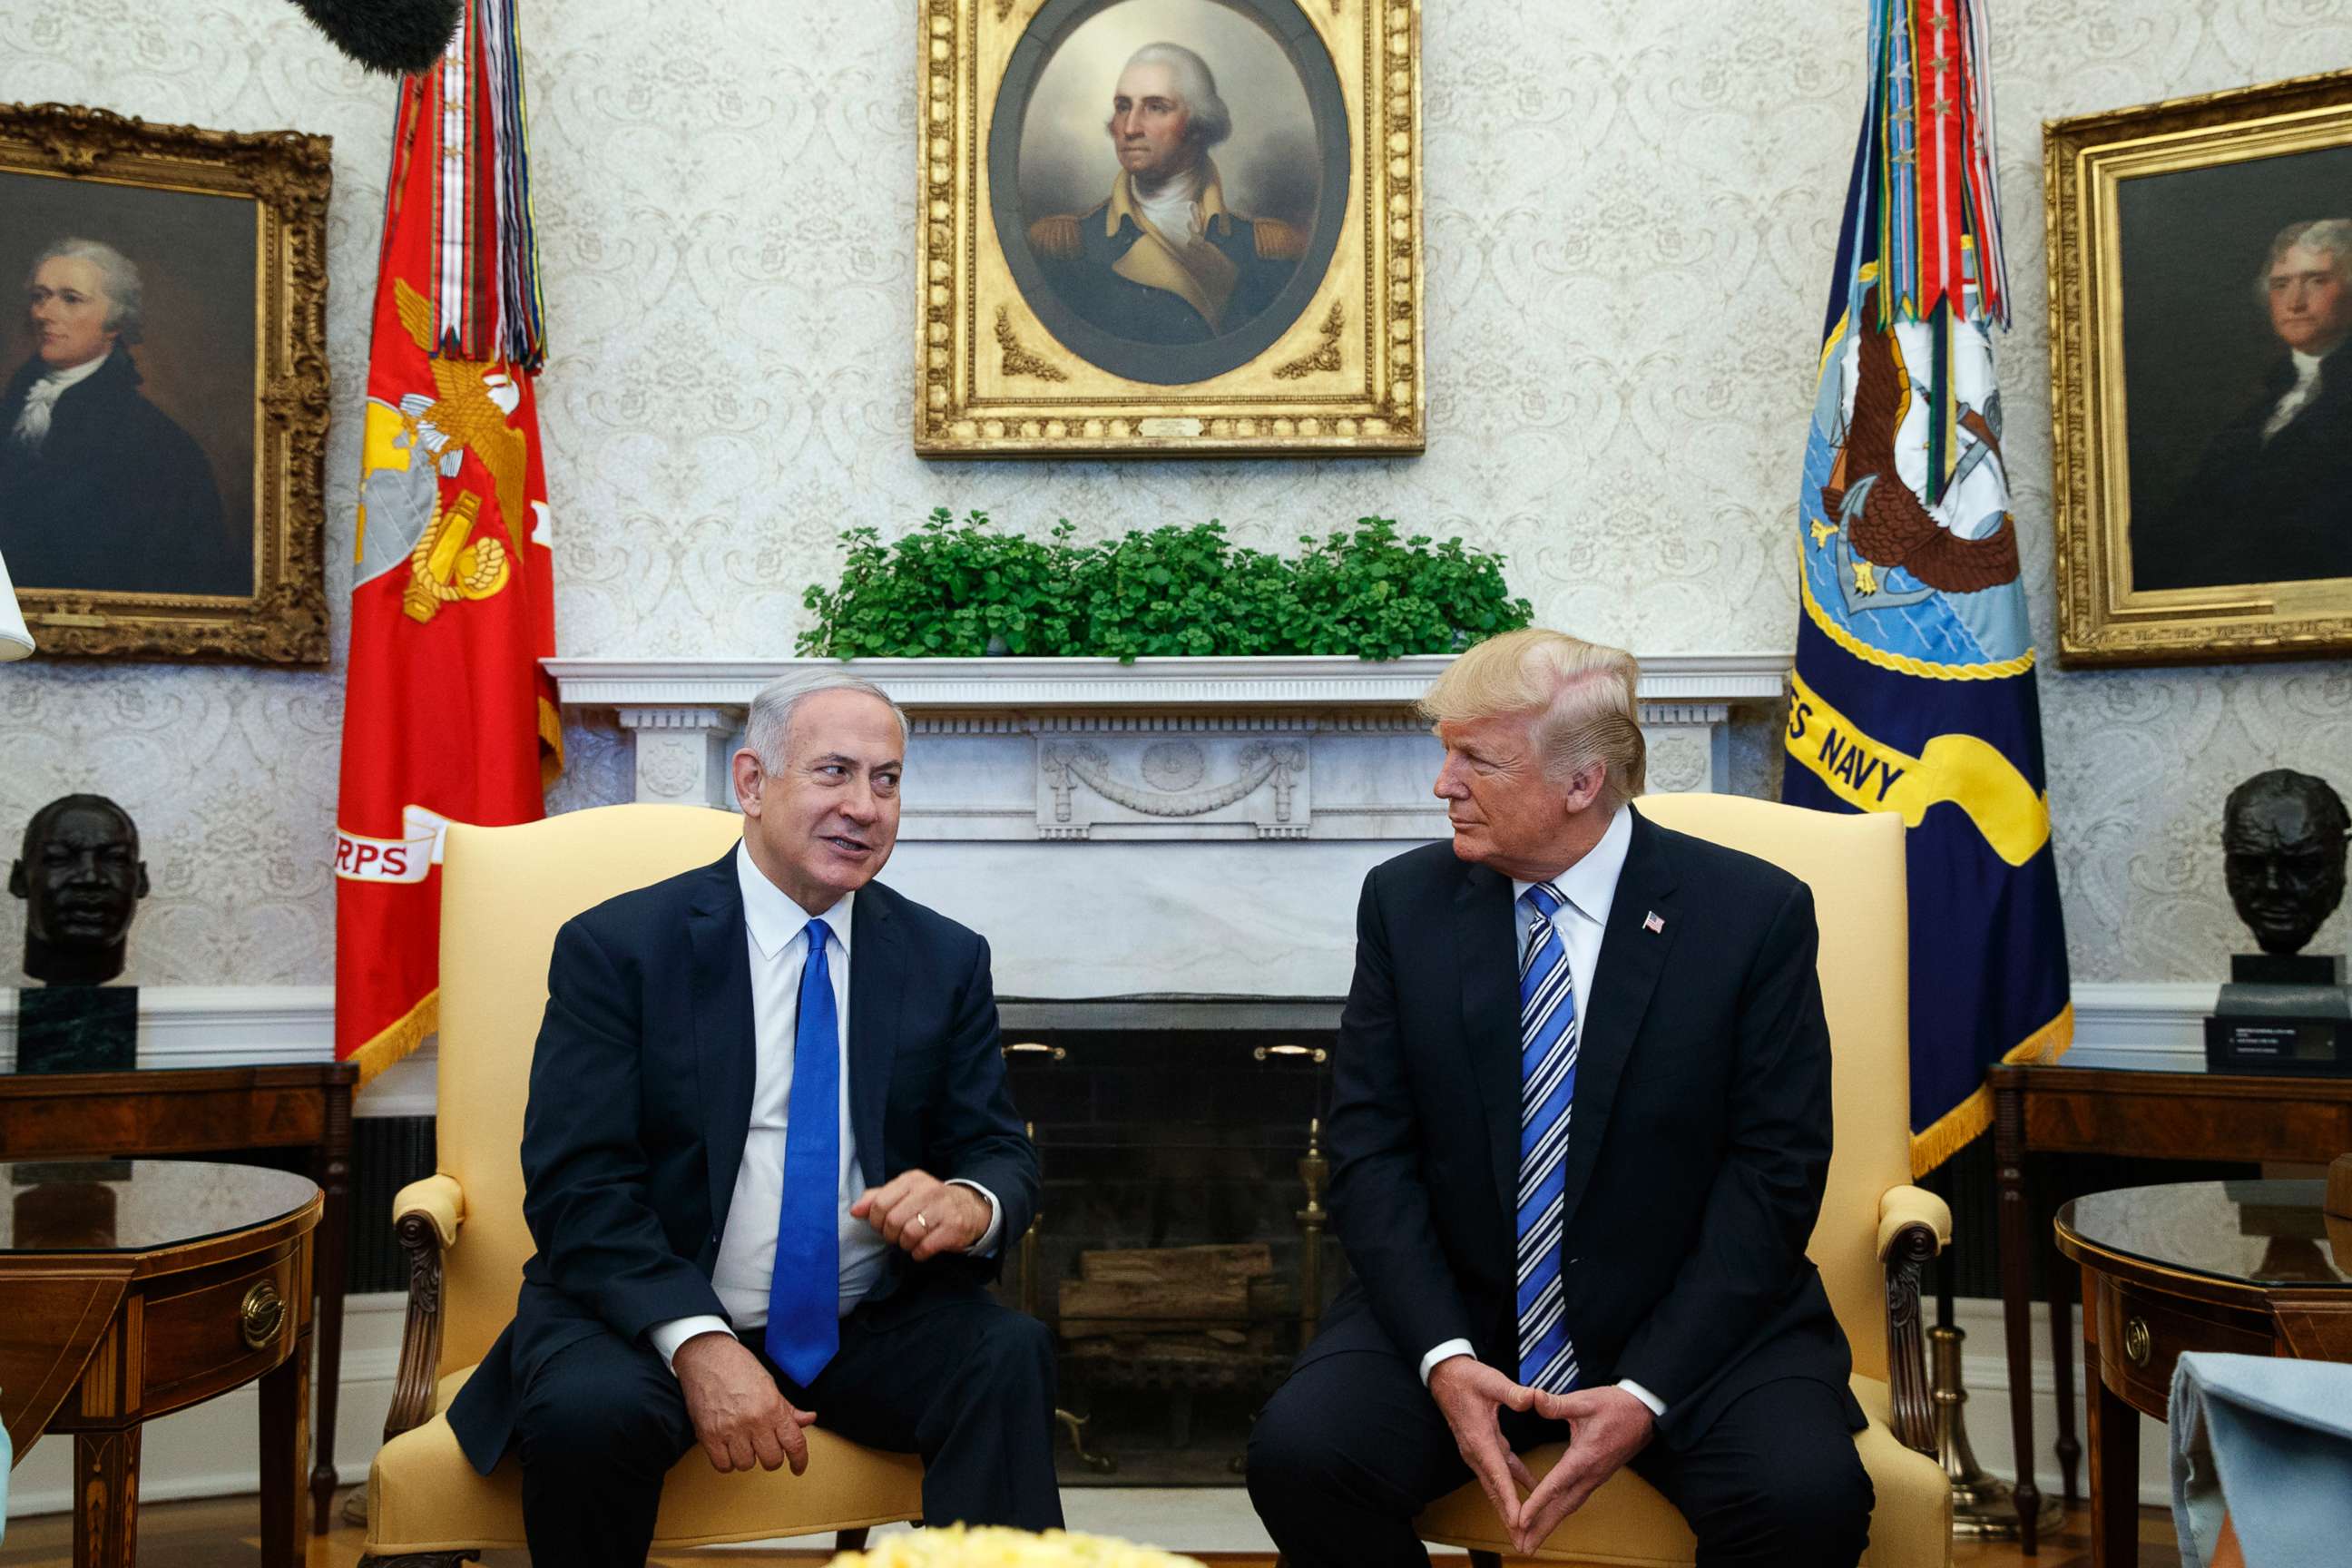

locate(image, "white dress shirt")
[[2261, 349, 2326, 443], [1418, 806, 1665, 1418], [648, 845, 1001, 1371], [9, 352, 107, 449]]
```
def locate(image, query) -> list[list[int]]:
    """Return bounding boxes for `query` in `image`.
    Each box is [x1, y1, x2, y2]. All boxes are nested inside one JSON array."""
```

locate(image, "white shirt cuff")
[[647, 1314, 733, 1373], [1419, 1338, 1476, 1386], [947, 1178, 1003, 1255], [1615, 1377, 1666, 1417]]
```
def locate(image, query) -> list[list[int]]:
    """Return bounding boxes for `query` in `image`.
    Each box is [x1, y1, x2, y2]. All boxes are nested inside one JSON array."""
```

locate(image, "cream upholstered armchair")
[[359, 805, 924, 1565], [1416, 793, 1955, 1568]]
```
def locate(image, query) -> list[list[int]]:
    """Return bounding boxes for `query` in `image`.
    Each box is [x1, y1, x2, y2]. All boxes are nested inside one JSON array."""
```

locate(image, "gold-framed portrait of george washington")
[[0, 103, 330, 663], [2047, 69, 2352, 666], [915, 0, 1423, 457]]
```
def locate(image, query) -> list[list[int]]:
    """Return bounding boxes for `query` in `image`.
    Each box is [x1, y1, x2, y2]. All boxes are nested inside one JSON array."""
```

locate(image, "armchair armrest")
[[394, 1173, 465, 1250], [384, 1172, 467, 1442], [1877, 1183, 1950, 1457], [1877, 1184, 1951, 1260]]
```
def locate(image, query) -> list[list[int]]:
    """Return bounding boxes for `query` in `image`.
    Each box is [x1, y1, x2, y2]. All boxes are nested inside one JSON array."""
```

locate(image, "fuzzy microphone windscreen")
[[288, 0, 463, 74]]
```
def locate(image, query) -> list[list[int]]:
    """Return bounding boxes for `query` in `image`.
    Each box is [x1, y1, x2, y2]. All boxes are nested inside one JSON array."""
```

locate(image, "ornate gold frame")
[[0, 103, 331, 663], [915, 0, 1424, 457], [2045, 70, 2352, 667]]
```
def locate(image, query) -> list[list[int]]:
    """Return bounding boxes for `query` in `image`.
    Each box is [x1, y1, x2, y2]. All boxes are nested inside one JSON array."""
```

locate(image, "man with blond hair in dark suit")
[[1248, 628, 1871, 1566]]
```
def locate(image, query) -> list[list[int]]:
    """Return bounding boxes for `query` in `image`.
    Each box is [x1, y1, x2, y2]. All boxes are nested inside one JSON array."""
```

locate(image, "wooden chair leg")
[[837, 1528, 872, 1551], [1469, 1553, 1504, 1568], [355, 1555, 478, 1567]]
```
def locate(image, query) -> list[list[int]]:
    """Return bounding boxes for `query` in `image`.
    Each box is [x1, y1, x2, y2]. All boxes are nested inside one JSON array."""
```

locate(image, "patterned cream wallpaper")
[[1, 0, 2347, 987]]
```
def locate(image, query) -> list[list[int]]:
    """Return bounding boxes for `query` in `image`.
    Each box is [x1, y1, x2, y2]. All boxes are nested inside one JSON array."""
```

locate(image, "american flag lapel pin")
[[1643, 911, 1665, 935]]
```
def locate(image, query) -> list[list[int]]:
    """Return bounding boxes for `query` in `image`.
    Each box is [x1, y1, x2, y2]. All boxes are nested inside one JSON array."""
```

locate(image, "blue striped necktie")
[[765, 916, 840, 1386], [1515, 883, 1581, 1394]]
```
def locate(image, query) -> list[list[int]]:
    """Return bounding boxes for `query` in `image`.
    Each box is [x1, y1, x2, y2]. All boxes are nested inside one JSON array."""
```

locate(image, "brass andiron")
[[1933, 1322, 2061, 1539], [1296, 1116, 1329, 1345], [1007, 1109, 1114, 1475]]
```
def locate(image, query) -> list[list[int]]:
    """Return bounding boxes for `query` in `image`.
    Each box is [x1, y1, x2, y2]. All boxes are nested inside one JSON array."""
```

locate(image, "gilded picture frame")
[[2046, 70, 2352, 667], [915, 0, 1424, 457], [0, 103, 331, 663]]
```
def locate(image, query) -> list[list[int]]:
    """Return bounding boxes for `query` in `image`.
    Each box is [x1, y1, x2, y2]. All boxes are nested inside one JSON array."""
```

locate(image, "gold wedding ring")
[[915, 1212, 931, 1231]]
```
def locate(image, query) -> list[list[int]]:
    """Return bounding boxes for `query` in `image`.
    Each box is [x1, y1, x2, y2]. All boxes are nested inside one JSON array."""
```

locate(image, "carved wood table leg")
[[74, 1427, 141, 1568], [311, 1074, 355, 1534], [1994, 1070, 2043, 1555], [260, 1323, 313, 1568], [2049, 1256, 2082, 1505]]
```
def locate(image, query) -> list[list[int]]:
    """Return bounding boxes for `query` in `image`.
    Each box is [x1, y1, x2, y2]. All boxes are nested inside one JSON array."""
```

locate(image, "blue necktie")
[[765, 917, 840, 1386], [1515, 884, 1581, 1394]]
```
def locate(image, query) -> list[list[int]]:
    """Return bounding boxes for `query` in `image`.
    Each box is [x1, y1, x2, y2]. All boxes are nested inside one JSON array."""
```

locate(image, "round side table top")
[[0, 1160, 319, 1255], [2056, 1179, 2348, 1291]]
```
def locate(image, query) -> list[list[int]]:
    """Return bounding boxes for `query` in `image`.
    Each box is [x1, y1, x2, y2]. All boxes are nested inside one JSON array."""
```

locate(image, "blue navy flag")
[[1783, 0, 2071, 1173]]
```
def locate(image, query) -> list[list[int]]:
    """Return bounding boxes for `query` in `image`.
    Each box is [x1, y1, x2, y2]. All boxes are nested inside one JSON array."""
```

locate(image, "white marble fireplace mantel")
[[548, 653, 1788, 814], [548, 654, 1787, 995]]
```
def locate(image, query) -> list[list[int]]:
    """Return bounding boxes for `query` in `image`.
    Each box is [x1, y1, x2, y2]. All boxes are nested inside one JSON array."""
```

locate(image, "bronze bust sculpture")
[[2222, 769, 2349, 957], [9, 793, 148, 986]]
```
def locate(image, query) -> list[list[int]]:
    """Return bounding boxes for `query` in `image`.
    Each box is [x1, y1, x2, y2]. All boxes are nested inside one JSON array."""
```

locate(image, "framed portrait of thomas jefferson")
[[916, 0, 1423, 456], [0, 103, 329, 662], [2048, 70, 2352, 665]]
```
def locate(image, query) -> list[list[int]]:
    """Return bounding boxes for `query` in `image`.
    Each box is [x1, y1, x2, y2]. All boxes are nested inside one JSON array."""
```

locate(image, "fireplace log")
[[1058, 1277, 1249, 1337], [1075, 1243, 1273, 1285]]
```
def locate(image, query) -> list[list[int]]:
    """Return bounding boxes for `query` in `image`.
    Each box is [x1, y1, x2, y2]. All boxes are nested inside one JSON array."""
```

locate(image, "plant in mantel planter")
[[797, 508, 1534, 662]]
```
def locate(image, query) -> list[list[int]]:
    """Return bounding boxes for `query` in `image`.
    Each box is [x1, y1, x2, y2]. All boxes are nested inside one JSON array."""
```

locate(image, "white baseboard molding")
[[2063, 981, 2214, 1072], [1, 1295, 2180, 1520]]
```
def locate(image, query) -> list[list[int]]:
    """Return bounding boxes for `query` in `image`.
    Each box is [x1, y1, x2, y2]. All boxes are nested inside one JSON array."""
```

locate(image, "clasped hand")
[[1427, 1357, 1656, 1554], [850, 1167, 988, 1260]]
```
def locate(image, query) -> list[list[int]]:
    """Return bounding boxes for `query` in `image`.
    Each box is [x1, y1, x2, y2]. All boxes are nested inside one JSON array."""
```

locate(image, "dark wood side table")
[[2054, 1180, 2352, 1568], [0, 1160, 321, 1567], [1991, 1063, 2352, 1553], [0, 1063, 357, 1534]]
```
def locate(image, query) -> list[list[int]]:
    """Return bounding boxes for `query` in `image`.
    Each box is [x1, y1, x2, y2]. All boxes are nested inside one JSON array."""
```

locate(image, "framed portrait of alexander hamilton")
[[0, 103, 330, 662], [2047, 69, 2352, 666], [915, 0, 1424, 457]]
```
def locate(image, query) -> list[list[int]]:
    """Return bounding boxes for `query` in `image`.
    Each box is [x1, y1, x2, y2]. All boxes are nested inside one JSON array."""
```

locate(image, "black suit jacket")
[[446, 850, 1038, 1474], [2133, 342, 2352, 591], [1310, 808, 1858, 1449], [0, 347, 240, 596]]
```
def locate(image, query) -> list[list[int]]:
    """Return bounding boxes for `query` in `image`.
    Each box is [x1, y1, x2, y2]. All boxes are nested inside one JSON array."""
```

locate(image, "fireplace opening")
[[995, 997, 1344, 1485]]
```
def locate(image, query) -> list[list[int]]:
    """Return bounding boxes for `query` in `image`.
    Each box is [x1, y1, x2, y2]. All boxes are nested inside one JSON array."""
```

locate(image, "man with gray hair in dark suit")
[[2135, 217, 2352, 591], [446, 670, 1062, 1565], [0, 236, 234, 596]]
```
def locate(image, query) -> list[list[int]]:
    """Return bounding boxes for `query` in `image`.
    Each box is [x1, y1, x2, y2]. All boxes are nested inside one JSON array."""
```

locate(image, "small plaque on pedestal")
[[14, 985, 137, 1073], [2206, 954, 2351, 1076]]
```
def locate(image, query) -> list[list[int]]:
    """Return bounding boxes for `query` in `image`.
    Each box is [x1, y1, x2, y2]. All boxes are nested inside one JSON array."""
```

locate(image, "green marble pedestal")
[[14, 985, 137, 1073]]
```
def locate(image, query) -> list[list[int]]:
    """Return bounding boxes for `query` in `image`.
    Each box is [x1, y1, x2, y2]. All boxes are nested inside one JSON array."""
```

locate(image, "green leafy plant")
[[798, 509, 1534, 661]]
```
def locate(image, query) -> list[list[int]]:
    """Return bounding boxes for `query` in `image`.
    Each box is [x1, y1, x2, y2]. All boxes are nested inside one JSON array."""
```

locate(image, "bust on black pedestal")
[[2206, 769, 2352, 1074], [8, 794, 147, 1073]]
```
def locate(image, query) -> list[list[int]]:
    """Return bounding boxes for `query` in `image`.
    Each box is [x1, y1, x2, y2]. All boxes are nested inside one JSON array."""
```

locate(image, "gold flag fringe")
[[1908, 1001, 2073, 1178], [348, 987, 439, 1091]]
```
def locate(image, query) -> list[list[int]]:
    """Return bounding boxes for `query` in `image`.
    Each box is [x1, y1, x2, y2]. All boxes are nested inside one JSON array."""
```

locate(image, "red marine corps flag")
[[334, 0, 556, 1082]]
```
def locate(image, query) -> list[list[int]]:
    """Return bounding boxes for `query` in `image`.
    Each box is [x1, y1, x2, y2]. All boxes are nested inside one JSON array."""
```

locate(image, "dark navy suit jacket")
[[1309, 808, 1860, 1449], [1035, 201, 1298, 345], [446, 851, 1037, 1474]]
